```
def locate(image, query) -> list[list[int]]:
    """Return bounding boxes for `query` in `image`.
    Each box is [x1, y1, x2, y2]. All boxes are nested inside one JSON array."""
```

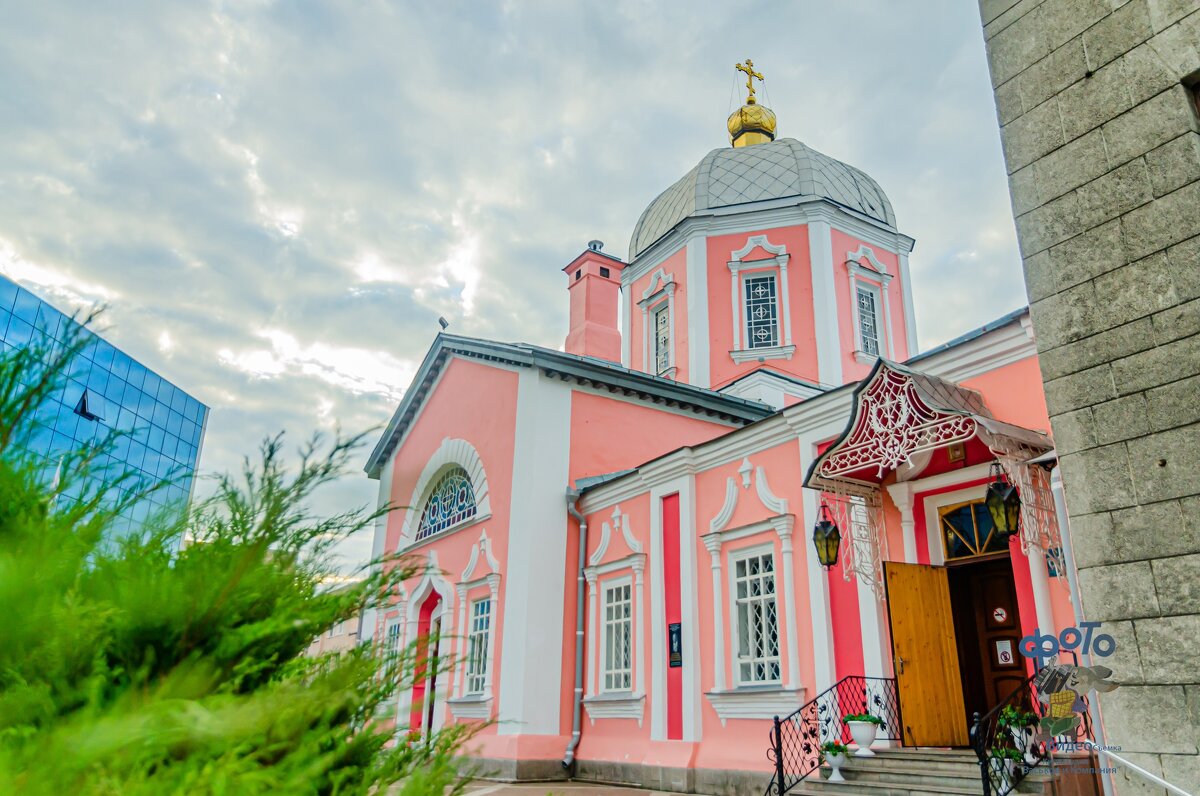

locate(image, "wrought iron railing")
[[766, 676, 901, 796], [968, 663, 1094, 796]]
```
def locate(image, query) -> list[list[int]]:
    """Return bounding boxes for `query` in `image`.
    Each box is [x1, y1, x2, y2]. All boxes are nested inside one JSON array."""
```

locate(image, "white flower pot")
[[847, 721, 878, 756], [825, 752, 847, 783], [1009, 726, 1038, 766]]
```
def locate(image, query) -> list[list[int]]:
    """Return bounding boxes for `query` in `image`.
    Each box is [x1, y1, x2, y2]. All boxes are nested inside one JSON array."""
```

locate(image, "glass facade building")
[[0, 274, 208, 530]]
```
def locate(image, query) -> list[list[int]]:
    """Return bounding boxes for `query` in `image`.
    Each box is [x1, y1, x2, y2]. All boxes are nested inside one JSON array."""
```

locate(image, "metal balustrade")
[[765, 675, 901, 796]]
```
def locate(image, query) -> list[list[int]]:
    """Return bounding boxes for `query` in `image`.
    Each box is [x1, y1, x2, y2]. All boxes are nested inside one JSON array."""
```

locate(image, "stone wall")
[[977, 0, 1200, 792]]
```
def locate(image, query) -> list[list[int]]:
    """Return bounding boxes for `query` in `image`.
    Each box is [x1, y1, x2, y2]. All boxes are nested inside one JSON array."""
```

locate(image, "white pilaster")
[[778, 522, 802, 691], [586, 571, 599, 696], [497, 369, 572, 735], [1027, 545, 1056, 636], [884, 482, 918, 563], [808, 220, 842, 387], [621, 284, 631, 367], [454, 585, 469, 697], [685, 234, 710, 387], [897, 251, 918, 356], [703, 535, 725, 692], [799, 437, 837, 690], [633, 557, 647, 696]]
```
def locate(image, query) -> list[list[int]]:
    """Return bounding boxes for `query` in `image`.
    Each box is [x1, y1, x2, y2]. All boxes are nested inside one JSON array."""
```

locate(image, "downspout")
[[562, 488, 587, 771], [1051, 465, 1115, 796]]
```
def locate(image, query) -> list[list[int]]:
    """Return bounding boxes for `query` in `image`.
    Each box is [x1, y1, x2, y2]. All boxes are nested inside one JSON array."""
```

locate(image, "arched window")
[[416, 467, 477, 540]]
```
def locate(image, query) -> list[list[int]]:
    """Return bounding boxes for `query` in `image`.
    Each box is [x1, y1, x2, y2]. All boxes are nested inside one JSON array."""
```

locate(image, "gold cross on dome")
[[735, 58, 764, 104]]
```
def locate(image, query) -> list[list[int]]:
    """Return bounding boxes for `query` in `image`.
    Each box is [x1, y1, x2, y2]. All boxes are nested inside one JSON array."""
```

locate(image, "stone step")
[[836, 753, 987, 775], [792, 776, 985, 796]]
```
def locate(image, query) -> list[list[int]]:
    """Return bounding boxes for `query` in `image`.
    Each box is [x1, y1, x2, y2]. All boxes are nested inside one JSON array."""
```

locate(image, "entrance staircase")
[[793, 747, 1053, 796]]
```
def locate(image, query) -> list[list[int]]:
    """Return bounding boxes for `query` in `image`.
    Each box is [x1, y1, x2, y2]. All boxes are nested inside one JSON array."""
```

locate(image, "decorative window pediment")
[[727, 234, 795, 363]]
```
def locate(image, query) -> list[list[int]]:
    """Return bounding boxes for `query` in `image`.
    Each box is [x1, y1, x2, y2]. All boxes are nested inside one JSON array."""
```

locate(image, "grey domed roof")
[[629, 137, 896, 260]]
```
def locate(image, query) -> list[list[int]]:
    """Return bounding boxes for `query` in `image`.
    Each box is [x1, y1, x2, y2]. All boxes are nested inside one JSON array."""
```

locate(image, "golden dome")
[[727, 101, 777, 148]]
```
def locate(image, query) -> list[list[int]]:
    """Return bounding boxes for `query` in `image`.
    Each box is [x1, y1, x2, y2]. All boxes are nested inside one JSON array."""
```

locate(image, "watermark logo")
[[1019, 622, 1116, 659], [1022, 623, 1120, 737]]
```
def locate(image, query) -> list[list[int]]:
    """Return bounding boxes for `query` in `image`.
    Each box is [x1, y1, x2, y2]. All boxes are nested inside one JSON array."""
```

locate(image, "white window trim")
[[598, 574, 634, 693], [464, 596, 492, 695], [845, 245, 894, 362], [583, 553, 646, 725], [727, 542, 783, 688], [701, 515, 804, 725], [728, 234, 795, 363], [855, 282, 883, 362], [448, 531, 501, 720], [638, 269, 677, 379]]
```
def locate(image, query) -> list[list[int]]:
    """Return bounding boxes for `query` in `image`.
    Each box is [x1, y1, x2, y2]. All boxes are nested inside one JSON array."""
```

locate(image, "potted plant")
[[843, 713, 883, 756], [989, 747, 1023, 787], [820, 741, 849, 783], [997, 705, 1038, 766]]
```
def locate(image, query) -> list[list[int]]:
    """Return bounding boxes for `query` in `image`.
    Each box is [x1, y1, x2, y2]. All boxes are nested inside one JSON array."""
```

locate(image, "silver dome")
[[628, 138, 896, 260]]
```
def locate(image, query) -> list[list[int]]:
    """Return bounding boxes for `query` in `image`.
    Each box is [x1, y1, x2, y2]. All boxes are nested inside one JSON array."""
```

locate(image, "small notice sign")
[[669, 622, 682, 668], [992, 606, 1008, 623], [996, 639, 1014, 666]]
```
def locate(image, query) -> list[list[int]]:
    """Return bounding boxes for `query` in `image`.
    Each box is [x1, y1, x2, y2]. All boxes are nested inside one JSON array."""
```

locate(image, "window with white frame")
[[415, 466, 477, 540], [465, 597, 491, 694], [653, 303, 671, 375], [856, 285, 881, 357], [385, 621, 402, 656], [731, 549, 781, 684], [744, 273, 780, 349], [602, 580, 633, 691]]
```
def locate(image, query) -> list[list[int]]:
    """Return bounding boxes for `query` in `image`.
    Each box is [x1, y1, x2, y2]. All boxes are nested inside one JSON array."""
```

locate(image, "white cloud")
[[0, 1, 1025, 571]]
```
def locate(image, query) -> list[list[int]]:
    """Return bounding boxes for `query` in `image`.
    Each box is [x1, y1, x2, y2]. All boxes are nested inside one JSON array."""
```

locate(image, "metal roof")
[[364, 334, 775, 478]]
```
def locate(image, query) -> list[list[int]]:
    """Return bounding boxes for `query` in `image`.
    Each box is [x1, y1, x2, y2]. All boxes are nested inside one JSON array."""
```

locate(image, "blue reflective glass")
[[13, 290, 39, 323], [151, 401, 169, 429], [142, 372, 161, 402], [0, 278, 18, 311], [111, 350, 131, 380], [7, 318, 33, 345], [147, 425, 165, 451], [127, 440, 147, 470], [103, 375, 123, 402], [126, 361, 146, 390], [137, 391, 155, 418], [166, 410, 182, 436], [86, 367, 109, 393], [116, 407, 135, 432], [157, 380, 173, 404], [93, 338, 115, 369], [170, 389, 185, 414], [0, 309, 11, 338], [34, 305, 59, 339]]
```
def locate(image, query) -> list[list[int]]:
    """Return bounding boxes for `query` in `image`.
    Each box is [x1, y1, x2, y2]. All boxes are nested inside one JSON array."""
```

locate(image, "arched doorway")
[[408, 591, 444, 740]]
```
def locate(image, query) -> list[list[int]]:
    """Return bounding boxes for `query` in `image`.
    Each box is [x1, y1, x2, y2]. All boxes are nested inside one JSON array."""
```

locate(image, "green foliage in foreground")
[[0, 323, 470, 794]]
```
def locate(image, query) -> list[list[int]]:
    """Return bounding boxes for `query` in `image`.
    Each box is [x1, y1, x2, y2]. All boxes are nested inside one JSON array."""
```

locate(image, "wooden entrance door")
[[884, 562, 969, 747], [955, 559, 1022, 715]]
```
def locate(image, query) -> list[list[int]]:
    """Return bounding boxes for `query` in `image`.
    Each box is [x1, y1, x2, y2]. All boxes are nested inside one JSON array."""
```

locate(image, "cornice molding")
[[624, 199, 915, 287]]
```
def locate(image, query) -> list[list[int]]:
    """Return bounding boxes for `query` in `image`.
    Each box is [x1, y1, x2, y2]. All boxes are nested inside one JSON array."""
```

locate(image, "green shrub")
[[0, 322, 470, 795]]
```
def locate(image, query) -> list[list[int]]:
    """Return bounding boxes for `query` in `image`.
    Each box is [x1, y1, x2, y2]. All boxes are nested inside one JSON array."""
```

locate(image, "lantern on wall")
[[986, 461, 1022, 535], [812, 503, 841, 569]]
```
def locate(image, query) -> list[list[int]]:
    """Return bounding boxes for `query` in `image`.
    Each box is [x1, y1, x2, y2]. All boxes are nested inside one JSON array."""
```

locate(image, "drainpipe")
[[562, 488, 587, 772], [1050, 465, 1114, 796]]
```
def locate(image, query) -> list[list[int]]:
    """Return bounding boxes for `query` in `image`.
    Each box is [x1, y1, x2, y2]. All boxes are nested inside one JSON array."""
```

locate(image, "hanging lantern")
[[812, 503, 842, 569], [986, 461, 1022, 535]]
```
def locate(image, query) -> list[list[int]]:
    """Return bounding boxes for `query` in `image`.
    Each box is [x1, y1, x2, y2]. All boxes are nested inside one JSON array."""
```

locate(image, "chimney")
[[563, 241, 624, 362]]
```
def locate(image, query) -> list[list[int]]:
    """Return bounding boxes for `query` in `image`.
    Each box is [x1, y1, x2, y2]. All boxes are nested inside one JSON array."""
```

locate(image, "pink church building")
[[365, 71, 1097, 795]]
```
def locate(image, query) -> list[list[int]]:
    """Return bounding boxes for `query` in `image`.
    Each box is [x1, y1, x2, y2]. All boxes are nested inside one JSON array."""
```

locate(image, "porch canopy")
[[802, 359, 1057, 593]]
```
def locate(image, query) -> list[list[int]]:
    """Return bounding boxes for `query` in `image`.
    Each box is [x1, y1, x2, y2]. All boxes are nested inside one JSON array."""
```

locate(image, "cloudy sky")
[[0, 1, 1024, 571]]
